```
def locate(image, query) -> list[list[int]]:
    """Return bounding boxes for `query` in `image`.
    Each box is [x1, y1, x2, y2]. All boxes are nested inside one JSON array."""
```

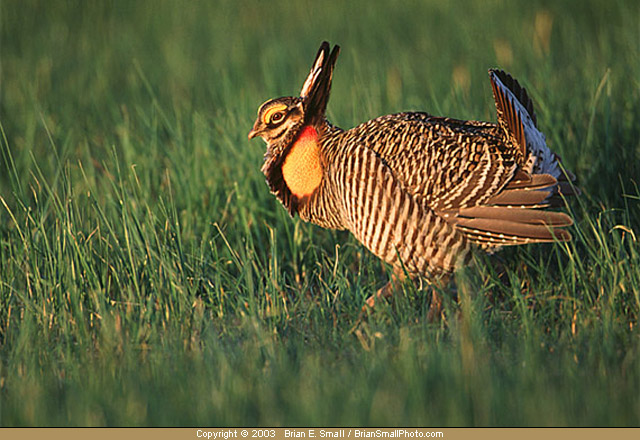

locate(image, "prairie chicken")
[[249, 42, 577, 316]]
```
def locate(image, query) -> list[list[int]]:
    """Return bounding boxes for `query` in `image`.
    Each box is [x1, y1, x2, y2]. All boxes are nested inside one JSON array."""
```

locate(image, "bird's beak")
[[248, 121, 261, 140]]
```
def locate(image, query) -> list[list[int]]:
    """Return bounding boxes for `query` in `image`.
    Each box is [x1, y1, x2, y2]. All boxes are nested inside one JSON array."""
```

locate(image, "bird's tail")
[[489, 69, 579, 199]]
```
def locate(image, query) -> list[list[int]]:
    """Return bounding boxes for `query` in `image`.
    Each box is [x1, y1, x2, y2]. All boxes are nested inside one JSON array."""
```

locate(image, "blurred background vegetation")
[[0, 0, 638, 426]]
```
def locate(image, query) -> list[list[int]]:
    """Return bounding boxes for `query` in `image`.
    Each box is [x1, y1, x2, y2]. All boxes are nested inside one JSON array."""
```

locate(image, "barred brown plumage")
[[248, 41, 578, 316]]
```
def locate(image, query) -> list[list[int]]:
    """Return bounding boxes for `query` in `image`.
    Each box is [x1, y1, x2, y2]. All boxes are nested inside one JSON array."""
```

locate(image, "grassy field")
[[0, 0, 639, 426]]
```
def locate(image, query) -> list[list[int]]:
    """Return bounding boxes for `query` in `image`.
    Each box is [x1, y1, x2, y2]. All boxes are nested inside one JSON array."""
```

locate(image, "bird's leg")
[[364, 265, 409, 310], [426, 287, 444, 322], [426, 291, 439, 322], [426, 275, 451, 322], [362, 268, 451, 322]]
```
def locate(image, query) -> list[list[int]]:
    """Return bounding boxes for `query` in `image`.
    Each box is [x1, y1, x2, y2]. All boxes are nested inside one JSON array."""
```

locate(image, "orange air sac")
[[282, 126, 323, 198]]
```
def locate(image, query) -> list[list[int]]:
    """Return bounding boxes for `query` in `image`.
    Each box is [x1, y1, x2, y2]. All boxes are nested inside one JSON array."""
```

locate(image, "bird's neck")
[[281, 125, 323, 199]]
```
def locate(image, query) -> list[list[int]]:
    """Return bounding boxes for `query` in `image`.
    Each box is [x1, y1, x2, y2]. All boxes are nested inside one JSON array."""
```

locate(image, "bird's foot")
[[362, 280, 396, 312], [426, 289, 444, 322]]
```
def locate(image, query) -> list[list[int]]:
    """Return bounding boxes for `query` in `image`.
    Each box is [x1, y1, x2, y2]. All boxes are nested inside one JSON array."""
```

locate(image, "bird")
[[248, 41, 577, 318]]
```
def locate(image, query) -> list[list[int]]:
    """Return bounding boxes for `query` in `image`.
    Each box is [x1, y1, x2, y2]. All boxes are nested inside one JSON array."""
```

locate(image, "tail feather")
[[489, 69, 576, 182], [504, 171, 557, 190], [489, 69, 533, 160], [455, 217, 571, 244], [490, 70, 538, 127], [441, 70, 579, 250], [557, 181, 581, 196], [456, 206, 573, 226], [486, 188, 551, 207], [450, 171, 573, 247], [463, 230, 547, 247]]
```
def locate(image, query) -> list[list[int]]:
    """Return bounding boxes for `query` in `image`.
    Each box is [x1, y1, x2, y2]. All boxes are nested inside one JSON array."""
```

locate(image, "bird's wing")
[[343, 113, 571, 248], [334, 141, 470, 278], [347, 113, 517, 211]]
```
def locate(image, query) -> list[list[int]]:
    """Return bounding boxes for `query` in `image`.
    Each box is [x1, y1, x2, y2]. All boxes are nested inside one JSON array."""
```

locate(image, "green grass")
[[0, 0, 639, 426]]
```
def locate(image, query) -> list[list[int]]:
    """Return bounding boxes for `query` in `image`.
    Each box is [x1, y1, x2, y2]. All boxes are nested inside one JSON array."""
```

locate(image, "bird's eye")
[[270, 111, 285, 124]]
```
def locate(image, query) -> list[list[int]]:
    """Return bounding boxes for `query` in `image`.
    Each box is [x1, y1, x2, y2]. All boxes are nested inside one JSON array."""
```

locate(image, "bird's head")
[[247, 96, 305, 151], [248, 41, 340, 214], [248, 41, 339, 144]]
